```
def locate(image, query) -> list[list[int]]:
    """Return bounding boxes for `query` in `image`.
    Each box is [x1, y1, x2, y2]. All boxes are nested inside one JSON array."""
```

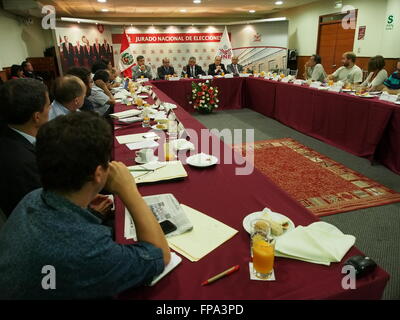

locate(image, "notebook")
[[110, 109, 142, 119], [149, 252, 182, 286], [167, 205, 238, 262], [129, 160, 188, 184]]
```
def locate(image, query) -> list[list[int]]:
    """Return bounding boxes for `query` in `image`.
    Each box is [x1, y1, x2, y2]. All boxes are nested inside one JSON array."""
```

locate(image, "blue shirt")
[[0, 189, 164, 299], [48, 100, 73, 120], [384, 71, 400, 90]]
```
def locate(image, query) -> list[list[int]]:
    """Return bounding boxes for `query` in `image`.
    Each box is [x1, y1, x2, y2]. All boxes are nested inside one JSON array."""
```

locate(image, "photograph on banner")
[[111, 22, 289, 79], [55, 23, 114, 74]]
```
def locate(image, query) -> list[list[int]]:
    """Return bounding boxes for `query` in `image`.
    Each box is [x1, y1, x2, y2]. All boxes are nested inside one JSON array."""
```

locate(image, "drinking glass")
[[250, 219, 275, 279]]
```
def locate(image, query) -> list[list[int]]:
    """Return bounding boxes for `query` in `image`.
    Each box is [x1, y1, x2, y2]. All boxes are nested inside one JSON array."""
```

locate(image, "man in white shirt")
[[49, 75, 86, 120], [327, 52, 363, 84], [89, 70, 116, 116], [304, 54, 327, 82]]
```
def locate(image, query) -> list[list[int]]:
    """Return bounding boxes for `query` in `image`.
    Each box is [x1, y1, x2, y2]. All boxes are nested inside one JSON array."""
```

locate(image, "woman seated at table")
[[382, 59, 400, 95], [360, 55, 388, 92], [9, 65, 25, 80], [303, 54, 327, 82]]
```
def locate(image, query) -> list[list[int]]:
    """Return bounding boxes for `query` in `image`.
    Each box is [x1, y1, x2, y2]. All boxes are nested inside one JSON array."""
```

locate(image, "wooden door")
[[317, 12, 357, 75]]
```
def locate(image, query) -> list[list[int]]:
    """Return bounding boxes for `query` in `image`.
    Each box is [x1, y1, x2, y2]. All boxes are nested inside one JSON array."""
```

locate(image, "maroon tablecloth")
[[112, 85, 389, 300], [244, 77, 276, 117], [377, 106, 400, 175], [273, 82, 396, 159], [152, 77, 244, 112]]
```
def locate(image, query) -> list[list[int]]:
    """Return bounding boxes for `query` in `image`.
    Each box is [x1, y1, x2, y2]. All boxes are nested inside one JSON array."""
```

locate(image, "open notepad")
[[167, 205, 238, 262], [116, 132, 159, 144], [129, 161, 188, 184], [149, 252, 182, 286]]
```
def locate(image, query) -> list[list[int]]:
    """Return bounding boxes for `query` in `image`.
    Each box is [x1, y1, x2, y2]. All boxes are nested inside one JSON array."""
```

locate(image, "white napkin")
[[275, 222, 355, 266]]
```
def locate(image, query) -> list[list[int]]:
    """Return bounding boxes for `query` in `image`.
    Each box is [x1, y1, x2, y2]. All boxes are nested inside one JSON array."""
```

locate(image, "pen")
[[201, 265, 240, 286]]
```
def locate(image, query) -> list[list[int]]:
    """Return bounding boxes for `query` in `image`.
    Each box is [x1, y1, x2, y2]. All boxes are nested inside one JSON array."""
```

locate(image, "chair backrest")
[[0, 207, 7, 230], [290, 69, 299, 77]]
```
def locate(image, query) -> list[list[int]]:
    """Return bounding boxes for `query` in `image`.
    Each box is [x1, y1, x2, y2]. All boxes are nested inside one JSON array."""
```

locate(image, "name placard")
[[293, 80, 304, 86], [328, 86, 342, 93], [379, 92, 399, 103], [310, 81, 322, 88], [168, 77, 181, 81], [281, 77, 290, 83]]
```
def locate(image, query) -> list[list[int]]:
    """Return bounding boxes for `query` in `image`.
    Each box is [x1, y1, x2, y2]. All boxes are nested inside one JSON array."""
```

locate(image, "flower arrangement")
[[189, 80, 219, 113]]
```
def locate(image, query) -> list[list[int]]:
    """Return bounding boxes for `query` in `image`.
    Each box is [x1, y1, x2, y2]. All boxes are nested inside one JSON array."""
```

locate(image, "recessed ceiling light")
[[249, 10, 256, 13], [180, 9, 187, 13], [101, 8, 109, 12], [275, 1, 284, 5], [193, 0, 202, 3], [97, 0, 107, 3]]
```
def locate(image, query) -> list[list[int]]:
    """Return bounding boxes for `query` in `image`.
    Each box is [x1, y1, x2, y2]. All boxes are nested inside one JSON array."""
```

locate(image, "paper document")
[[110, 109, 142, 119], [126, 140, 159, 150], [116, 132, 159, 144], [150, 252, 182, 286], [167, 205, 238, 262], [129, 160, 188, 184], [124, 193, 193, 240]]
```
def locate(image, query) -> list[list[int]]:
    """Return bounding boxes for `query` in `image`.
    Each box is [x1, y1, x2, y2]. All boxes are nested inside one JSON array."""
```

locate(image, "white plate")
[[358, 94, 375, 98], [242, 210, 295, 238], [170, 139, 195, 151], [395, 101, 400, 105], [186, 153, 218, 167], [135, 156, 158, 164], [342, 89, 355, 92]]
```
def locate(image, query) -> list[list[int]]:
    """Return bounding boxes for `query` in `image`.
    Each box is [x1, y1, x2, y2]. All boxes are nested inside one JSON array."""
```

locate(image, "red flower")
[[202, 85, 208, 91], [197, 92, 203, 97], [208, 89, 213, 94], [210, 100, 215, 104]]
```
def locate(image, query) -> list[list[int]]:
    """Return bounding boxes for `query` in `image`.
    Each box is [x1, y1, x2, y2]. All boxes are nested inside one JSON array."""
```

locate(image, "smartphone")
[[159, 220, 177, 235]]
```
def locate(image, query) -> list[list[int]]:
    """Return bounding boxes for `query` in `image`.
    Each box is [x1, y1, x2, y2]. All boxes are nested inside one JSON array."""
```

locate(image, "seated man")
[[157, 58, 175, 80], [21, 60, 43, 81], [383, 59, 400, 94], [132, 55, 153, 80], [303, 54, 327, 82], [208, 56, 227, 76], [0, 112, 170, 299], [182, 57, 206, 78], [48, 75, 86, 120], [227, 56, 243, 75], [327, 52, 363, 84], [88, 70, 116, 116], [66, 67, 95, 112], [0, 78, 50, 217]]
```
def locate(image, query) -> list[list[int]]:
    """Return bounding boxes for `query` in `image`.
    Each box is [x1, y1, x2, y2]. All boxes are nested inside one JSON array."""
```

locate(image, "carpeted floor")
[[194, 108, 400, 300]]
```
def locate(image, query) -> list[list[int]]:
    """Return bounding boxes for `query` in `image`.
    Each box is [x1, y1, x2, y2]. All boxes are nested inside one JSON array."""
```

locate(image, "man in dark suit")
[[74, 40, 85, 66], [102, 39, 113, 62], [62, 36, 75, 68], [92, 38, 102, 63], [182, 57, 206, 78], [227, 56, 244, 75], [0, 79, 51, 217], [82, 37, 93, 68], [208, 56, 227, 76], [157, 58, 175, 80]]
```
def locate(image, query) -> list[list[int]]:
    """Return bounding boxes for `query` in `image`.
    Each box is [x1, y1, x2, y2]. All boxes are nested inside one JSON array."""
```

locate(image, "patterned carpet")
[[234, 138, 400, 216]]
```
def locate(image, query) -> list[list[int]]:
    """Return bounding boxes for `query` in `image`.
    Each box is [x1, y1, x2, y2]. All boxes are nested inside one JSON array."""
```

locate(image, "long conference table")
[[153, 77, 400, 175], [113, 80, 390, 300]]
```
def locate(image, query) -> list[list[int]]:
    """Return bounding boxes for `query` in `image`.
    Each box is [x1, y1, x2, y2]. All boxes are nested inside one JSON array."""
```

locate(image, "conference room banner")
[[111, 22, 289, 76], [55, 23, 114, 74]]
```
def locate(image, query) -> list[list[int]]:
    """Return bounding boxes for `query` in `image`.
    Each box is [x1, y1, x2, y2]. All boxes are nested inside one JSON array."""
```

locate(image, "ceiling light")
[[193, 0, 202, 3], [275, 1, 284, 5], [180, 9, 187, 13], [97, 0, 107, 3], [101, 8, 109, 12], [249, 10, 256, 13]]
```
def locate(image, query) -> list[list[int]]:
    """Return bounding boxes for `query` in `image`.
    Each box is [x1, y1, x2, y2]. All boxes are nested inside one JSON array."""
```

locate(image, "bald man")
[[157, 58, 175, 80], [49, 75, 87, 120], [227, 56, 244, 75], [208, 56, 227, 76]]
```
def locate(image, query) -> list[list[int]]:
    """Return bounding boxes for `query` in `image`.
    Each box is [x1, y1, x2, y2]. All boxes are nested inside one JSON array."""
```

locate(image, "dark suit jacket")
[[227, 63, 244, 75], [182, 65, 206, 78], [74, 45, 85, 65], [0, 127, 41, 217], [157, 66, 175, 80], [92, 44, 102, 62], [208, 63, 227, 76], [62, 42, 75, 66]]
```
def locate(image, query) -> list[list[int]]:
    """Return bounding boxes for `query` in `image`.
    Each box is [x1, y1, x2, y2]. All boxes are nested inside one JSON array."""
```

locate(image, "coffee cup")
[[136, 148, 154, 163]]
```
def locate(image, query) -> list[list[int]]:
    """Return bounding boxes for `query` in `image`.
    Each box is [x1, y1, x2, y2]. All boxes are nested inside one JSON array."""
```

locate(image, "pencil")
[[201, 265, 240, 286]]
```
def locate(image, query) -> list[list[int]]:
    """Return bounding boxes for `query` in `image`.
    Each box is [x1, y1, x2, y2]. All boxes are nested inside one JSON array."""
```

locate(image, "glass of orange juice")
[[251, 219, 275, 279], [328, 79, 334, 86], [135, 97, 143, 107]]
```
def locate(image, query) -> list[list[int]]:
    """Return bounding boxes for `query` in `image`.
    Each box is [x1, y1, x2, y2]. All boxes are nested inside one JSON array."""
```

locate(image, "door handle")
[[332, 65, 337, 67]]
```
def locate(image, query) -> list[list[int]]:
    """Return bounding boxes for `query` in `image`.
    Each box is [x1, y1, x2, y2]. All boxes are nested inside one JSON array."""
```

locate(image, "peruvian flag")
[[119, 29, 134, 78], [216, 26, 233, 66]]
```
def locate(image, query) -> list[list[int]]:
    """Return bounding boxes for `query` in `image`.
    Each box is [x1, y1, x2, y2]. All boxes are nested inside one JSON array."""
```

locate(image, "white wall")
[[268, 0, 398, 58], [0, 9, 53, 69]]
